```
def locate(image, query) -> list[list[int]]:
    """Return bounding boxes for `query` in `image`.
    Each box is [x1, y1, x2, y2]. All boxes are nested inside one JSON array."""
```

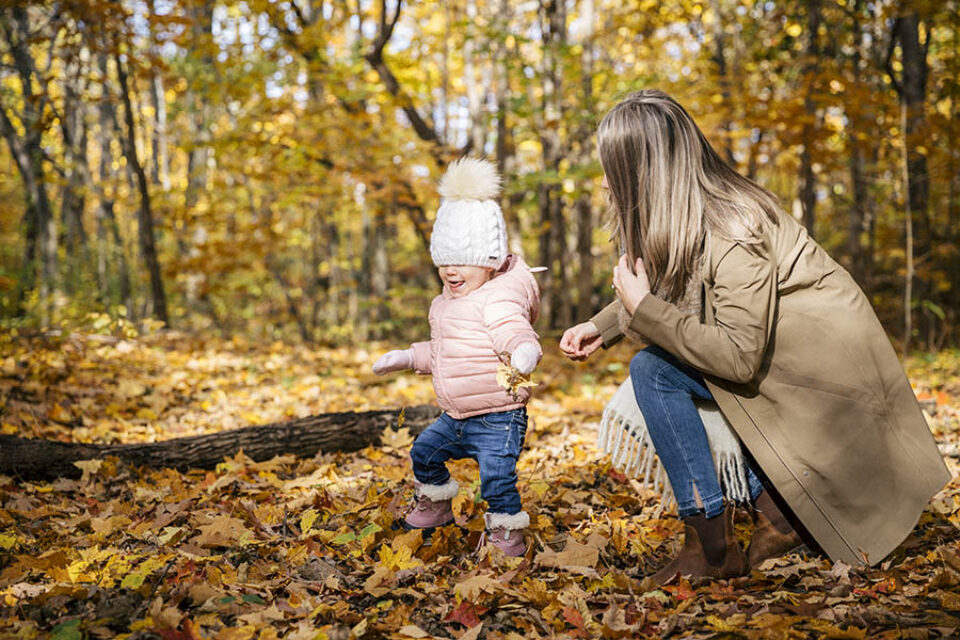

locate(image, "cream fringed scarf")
[[597, 378, 751, 511], [601, 254, 751, 510]]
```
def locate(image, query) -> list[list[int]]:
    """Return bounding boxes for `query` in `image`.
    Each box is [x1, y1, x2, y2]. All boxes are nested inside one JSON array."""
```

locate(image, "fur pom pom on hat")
[[431, 157, 508, 269]]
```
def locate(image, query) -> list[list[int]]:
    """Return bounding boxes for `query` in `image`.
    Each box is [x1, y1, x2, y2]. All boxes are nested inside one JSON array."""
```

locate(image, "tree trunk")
[[96, 54, 133, 310], [902, 100, 914, 356], [115, 51, 169, 324], [60, 73, 90, 260], [371, 204, 390, 338], [464, 0, 485, 154], [0, 405, 441, 481], [325, 217, 342, 329], [146, 0, 170, 191], [536, 0, 568, 330], [799, 0, 822, 237], [949, 7, 959, 344], [888, 13, 932, 348], [267, 256, 312, 343], [845, 0, 871, 287], [893, 15, 931, 255], [0, 7, 58, 322], [574, 0, 596, 322], [709, 0, 737, 166], [494, 0, 521, 253], [184, 0, 215, 215]]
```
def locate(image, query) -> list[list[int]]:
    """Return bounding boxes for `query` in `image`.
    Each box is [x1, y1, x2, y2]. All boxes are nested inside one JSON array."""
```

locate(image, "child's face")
[[438, 265, 493, 298]]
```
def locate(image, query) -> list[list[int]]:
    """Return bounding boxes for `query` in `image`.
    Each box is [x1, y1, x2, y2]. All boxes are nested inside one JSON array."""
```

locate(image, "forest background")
[[3, 1, 960, 639], [1, 0, 959, 350]]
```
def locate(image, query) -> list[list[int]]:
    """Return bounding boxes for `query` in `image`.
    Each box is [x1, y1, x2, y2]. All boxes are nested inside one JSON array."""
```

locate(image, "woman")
[[561, 90, 949, 582]]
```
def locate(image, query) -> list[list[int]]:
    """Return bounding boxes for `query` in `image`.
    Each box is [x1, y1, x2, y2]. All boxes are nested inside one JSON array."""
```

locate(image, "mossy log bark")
[[0, 405, 440, 481]]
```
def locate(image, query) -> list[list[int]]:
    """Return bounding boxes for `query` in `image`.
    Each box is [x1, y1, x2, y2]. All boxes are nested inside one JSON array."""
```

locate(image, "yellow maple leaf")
[[378, 543, 422, 571], [193, 514, 253, 548], [495, 353, 537, 401], [300, 509, 319, 535], [454, 572, 501, 600], [381, 426, 414, 448]]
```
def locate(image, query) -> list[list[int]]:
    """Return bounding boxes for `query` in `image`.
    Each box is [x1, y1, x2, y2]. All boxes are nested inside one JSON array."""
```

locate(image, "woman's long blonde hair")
[[597, 89, 780, 301]]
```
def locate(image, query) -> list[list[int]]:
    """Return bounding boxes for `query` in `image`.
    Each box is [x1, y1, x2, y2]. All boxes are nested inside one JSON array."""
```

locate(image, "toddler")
[[373, 157, 541, 556]]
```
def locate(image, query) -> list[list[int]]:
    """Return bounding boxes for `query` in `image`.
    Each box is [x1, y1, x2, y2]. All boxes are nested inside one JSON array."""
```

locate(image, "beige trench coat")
[[592, 213, 950, 566]]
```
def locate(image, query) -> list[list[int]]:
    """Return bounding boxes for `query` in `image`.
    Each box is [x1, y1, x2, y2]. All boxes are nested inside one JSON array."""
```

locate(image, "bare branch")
[[289, 0, 310, 29], [363, 0, 440, 147]]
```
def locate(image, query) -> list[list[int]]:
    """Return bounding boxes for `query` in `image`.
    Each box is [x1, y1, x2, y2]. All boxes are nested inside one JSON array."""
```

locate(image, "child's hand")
[[372, 349, 414, 375], [510, 342, 540, 375]]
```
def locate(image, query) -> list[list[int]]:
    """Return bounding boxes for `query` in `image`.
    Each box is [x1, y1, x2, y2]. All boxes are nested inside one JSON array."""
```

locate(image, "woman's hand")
[[613, 254, 651, 315], [560, 322, 603, 361]]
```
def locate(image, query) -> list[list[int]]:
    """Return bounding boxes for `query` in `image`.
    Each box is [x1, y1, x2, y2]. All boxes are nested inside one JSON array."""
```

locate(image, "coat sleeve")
[[628, 240, 776, 384], [409, 341, 432, 375], [590, 300, 624, 348], [483, 300, 541, 359]]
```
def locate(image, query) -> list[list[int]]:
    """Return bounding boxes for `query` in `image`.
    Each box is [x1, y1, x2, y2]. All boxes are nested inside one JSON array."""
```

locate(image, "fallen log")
[[0, 405, 441, 481]]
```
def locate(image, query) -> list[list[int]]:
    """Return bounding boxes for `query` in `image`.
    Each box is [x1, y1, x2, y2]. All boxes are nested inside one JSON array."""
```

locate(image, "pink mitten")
[[372, 349, 415, 375], [510, 342, 541, 375]]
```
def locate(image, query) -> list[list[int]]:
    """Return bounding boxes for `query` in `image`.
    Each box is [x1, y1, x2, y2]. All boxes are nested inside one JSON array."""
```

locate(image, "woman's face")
[[438, 265, 493, 298]]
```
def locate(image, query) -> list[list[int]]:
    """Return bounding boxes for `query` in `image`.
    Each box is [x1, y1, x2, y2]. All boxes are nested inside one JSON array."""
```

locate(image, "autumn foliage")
[[2, 0, 960, 635], [1, 331, 959, 638], [1, 0, 960, 348]]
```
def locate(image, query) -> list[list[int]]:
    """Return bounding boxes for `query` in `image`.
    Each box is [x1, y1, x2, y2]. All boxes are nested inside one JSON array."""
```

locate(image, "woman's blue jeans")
[[410, 408, 527, 515], [630, 346, 764, 518]]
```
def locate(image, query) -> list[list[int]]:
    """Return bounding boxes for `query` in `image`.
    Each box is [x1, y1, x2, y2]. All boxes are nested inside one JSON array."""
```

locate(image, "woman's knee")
[[629, 348, 666, 389]]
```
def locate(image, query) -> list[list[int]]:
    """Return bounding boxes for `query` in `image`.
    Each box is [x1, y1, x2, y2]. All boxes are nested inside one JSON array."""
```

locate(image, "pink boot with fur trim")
[[403, 479, 458, 530], [484, 511, 529, 556]]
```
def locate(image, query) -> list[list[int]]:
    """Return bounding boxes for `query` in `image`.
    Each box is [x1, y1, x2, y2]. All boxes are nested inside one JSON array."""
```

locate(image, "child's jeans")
[[410, 408, 527, 515]]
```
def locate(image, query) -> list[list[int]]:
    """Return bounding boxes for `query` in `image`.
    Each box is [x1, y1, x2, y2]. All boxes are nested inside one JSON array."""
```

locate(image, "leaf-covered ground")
[[1, 332, 959, 639]]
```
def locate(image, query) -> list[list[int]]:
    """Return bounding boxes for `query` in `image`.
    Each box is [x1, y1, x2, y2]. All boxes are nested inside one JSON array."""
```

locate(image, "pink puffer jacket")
[[410, 255, 542, 419]]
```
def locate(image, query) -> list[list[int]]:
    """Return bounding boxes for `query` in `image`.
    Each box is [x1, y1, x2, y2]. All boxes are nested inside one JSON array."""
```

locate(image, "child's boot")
[[483, 511, 530, 557], [403, 479, 458, 530]]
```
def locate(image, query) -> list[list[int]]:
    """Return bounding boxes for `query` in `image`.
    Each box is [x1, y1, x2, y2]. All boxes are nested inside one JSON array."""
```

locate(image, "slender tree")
[[115, 50, 169, 324]]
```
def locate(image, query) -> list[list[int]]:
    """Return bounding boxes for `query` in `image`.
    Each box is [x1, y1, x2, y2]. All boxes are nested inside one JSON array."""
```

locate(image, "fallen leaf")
[[535, 540, 599, 570], [192, 515, 254, 548], [454, 573, 501, 600], [444, 600, 488, 628]]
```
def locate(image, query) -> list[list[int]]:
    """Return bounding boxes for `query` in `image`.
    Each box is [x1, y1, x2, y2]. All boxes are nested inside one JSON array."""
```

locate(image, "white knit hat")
[[430, 157, 508, 269]]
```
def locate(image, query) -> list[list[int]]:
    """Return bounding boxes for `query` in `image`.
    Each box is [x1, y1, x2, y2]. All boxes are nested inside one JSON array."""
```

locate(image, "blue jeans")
[[410, 408, 527, 515], [630, 346, 764, 518]]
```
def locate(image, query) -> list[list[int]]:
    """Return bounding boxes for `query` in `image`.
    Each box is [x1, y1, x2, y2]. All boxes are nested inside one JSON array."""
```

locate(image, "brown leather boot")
[[747, 489, 805, 566], [651, 505, 749, 584]]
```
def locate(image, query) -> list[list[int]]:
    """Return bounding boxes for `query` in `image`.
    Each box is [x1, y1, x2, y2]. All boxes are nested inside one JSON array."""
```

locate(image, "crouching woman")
[[561, 89, 950, 582]]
